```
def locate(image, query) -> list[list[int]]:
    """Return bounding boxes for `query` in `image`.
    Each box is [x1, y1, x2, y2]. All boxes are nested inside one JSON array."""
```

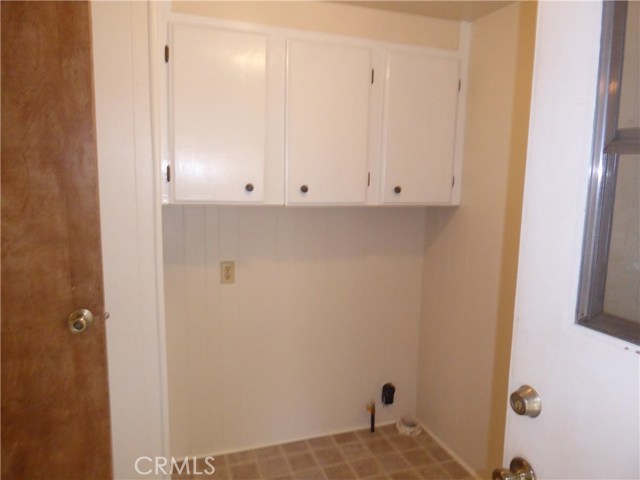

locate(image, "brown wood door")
[[1, 2, 113, 479]]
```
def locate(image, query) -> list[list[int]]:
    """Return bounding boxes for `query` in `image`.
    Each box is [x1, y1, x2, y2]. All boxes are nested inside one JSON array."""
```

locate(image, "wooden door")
[[1, 2, 112, 479]]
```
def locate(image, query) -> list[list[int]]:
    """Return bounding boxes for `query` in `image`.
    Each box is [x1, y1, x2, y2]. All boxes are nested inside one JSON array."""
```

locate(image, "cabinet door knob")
[[394, 186, 402, 194], [245, 183, 254, 192], [300, 185, 309, 193]]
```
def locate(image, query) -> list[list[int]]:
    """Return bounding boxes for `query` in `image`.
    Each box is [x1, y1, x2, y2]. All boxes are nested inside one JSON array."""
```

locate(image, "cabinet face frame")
[[152, 3, 469, 207]]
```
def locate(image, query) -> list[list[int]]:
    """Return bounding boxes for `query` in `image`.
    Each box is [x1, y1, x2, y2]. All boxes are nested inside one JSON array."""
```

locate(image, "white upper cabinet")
[[167, 23, 284, 204], [380, 50, 460, 205], [285, 39, 373, 205], [156, 9, 469, 207]]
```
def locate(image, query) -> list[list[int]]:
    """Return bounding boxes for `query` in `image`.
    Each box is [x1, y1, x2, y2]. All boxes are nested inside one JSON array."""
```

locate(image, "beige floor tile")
[[292, 467, 326, 480], [288, 452, 319, 472], [227, 450, 257, 465], [210, 464, 232, 479], [203, 428, 473, 480], [259, 455, 291, 479], [340, 441, 370, 461], [440, 460, 472, 479], [425, 444, 452, 463], [377, 424, 399, 437], [355, 429, 380, 441], [375, 452, 411, 474], [171, 472, 193, 480], [230, 462, 261, 479], [350, 458, 384, 478], [401, 448, 435, 467], [414, 432, 436, 446], [201, 455, 225, 467], [314, 446, 346, 467], [334, 432, 359, 444], [283, 440, 311, 454], [389, 469, 421, 480], [256, 445, 284, 460], [388, 435, 420, 451], [363, 438, 394, 455], [308, 435, 336, 449], [416, 463, 450, 479], [324, 462, 357, 480]]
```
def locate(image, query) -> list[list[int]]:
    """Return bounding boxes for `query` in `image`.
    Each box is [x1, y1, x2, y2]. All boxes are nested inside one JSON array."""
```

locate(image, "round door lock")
[[68, 308, 94, 334], [509, 385, 541, 417], [493, 457, 536, 480]]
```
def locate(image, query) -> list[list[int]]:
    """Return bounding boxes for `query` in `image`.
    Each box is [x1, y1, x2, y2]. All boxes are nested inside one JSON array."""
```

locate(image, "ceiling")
[[339, 1, 515, 22]]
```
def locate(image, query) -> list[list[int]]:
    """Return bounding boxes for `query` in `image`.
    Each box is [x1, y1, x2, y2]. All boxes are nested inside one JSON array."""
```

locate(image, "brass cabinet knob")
[[300, 185, 309, 193], [493, 457, 536, 480], [68, 308, 94, 334], [510, 385, 542, 418], [394, 186, 402, 194]]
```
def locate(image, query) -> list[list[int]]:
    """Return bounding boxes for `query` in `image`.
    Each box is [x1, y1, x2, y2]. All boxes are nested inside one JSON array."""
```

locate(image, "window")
[[577, 0, 640, 345]]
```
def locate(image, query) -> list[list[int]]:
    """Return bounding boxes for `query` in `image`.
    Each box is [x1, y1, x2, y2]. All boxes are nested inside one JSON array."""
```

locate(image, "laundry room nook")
[[92, 1, 537, 478]]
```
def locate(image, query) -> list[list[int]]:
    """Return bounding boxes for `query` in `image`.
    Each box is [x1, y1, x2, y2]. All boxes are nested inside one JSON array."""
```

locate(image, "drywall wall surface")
[[163, 206, 425, 458], [171, 0, 460, 50], [417, 2, 536, 476]]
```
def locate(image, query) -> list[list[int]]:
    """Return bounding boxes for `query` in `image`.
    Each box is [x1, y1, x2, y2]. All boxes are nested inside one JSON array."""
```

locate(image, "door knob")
[[68, 308, 94, 334], [492, 457, 536, 480], [510, 385, 542, 417]]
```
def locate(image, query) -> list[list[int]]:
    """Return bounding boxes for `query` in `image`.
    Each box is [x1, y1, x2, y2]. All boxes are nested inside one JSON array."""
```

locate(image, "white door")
[[503, 2, 639, 479], [285, 38, 372, 205]]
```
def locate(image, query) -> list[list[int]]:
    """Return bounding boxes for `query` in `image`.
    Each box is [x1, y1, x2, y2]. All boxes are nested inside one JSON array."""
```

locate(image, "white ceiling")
[[340, 1, 515, 21]]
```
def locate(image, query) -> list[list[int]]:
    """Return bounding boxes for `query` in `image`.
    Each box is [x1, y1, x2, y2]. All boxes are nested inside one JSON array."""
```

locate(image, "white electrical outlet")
[[220, 261, 235, 284]]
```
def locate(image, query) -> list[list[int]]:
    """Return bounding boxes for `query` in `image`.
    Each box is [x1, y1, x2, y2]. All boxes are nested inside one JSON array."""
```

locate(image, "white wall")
[[93, 3, 169, 478], [416, 3, 536, 477], [171, 0, 460, 50], [163, 206, 425, 458]]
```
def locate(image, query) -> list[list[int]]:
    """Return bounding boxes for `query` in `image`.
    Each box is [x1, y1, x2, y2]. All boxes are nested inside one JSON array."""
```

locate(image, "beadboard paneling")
[[163, 206, 425, 458]]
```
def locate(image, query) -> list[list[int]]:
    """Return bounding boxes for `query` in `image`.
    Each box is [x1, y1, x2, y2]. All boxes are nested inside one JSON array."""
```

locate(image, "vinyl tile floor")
[[173, 424, 476, 480]]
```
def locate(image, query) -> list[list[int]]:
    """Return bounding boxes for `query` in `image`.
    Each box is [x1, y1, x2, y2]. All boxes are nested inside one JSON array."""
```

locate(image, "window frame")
[[576, 0, 640, 345]]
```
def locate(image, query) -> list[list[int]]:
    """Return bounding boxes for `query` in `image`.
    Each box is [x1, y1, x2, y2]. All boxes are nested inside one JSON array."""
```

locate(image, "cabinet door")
[[286, 39, 371, 205], [381, 51, 459, 204], [170, 24, 267, 203]]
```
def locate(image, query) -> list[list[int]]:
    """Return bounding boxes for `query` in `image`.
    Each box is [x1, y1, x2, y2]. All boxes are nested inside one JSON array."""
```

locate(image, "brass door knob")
[[510, 385, 542, 417], [492, 457, 536, 480], [68, 308, 94, 334]]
